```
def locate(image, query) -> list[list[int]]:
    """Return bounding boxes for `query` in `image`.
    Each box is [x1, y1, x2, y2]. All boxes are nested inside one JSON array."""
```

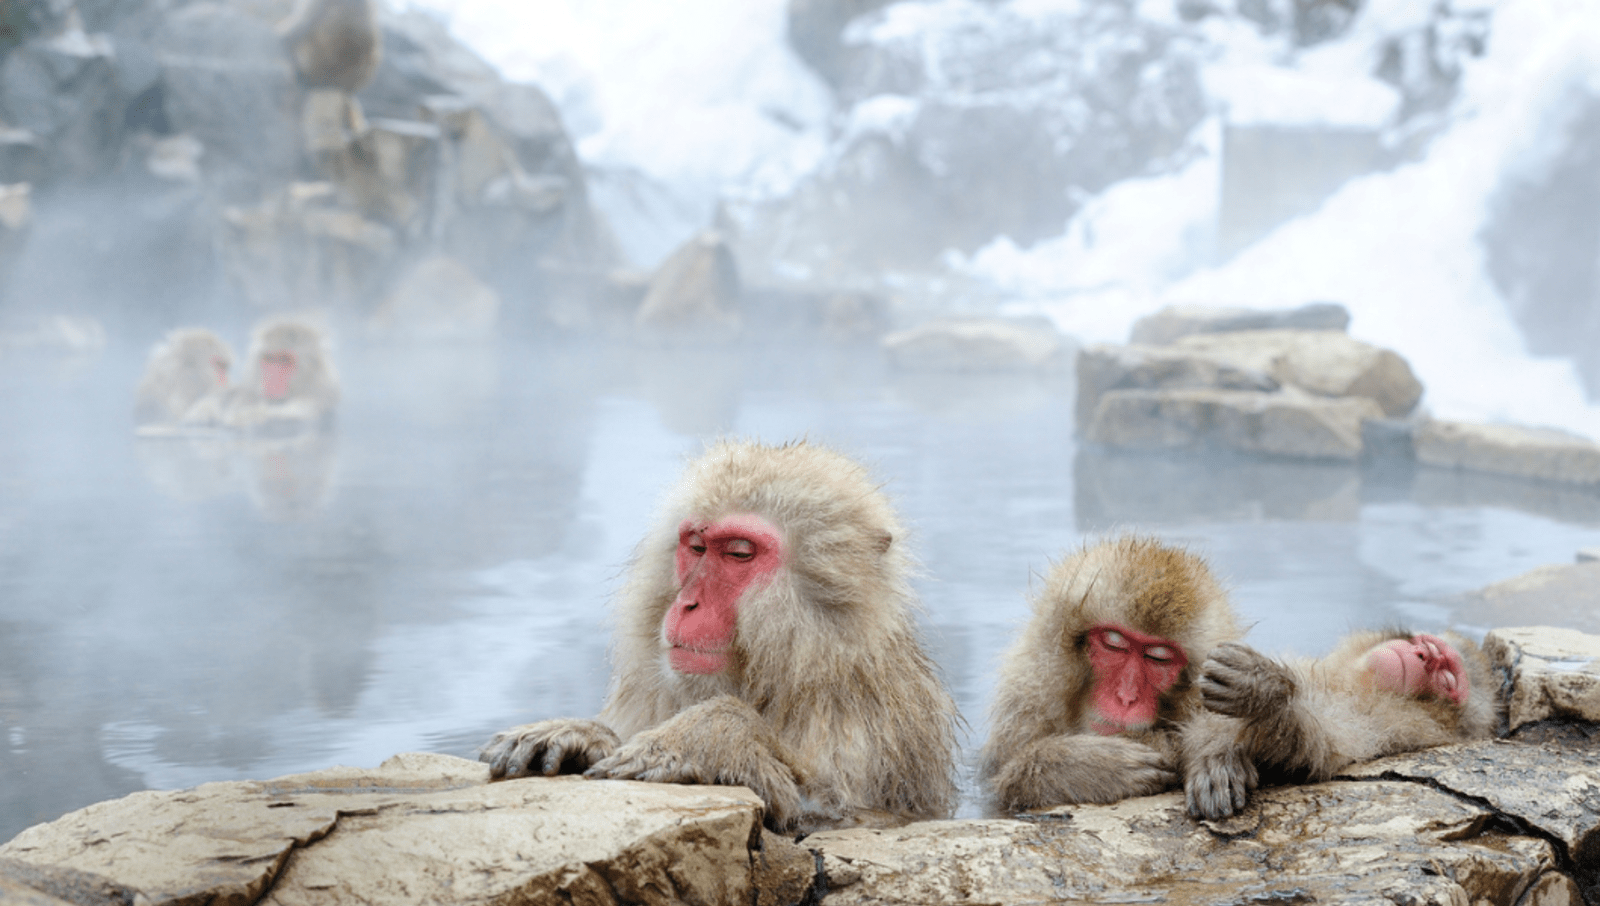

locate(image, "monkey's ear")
[[877, 532, 893, 554]]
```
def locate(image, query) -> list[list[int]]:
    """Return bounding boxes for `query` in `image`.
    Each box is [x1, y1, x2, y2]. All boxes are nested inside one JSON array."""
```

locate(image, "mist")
[[4, 0, 1600, 839]]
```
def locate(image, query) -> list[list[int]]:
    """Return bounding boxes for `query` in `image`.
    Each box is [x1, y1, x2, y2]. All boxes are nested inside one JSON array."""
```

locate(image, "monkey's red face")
[[261, 350, 297, 401], [1362, 633, 1468, 705], [664, 513, 784, 675], [1084, 624, 1188, 734], [210, 355, 229, 387]]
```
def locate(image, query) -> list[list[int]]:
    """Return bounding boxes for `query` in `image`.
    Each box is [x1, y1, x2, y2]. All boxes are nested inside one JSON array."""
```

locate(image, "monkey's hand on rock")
[[1199, 642, 1296, 721], [585, 696, 804, 829], [479, 718, 621, 780], [1184, 743, 1257, 820], [992, 735, 1176, 812]]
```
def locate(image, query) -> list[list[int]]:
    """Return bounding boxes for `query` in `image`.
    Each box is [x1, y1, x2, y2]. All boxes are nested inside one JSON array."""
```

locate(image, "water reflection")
[[2, 336, 1599, 840]]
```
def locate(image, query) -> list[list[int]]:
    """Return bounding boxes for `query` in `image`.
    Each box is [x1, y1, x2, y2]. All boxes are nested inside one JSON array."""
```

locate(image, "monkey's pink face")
[[261, 350, 297, 401], [210, 355, 229, 387], [1362, 633, 1469, 705], [1084, 624, 1188, 735], [663, 513, 784, 675]]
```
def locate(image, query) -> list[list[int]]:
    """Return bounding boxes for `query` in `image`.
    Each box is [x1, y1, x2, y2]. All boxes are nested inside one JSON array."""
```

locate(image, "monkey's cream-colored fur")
[[1183, 630, 1499, 820], [134, 328, 235, 431], [981, 536, 1240, 812], [480, 440, 960, 832]]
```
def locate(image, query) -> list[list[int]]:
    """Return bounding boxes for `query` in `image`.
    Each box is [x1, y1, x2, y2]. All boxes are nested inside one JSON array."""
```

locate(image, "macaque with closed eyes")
[[479, 439, 960, 833], [981, 536, 1241, 812], [1183, 629, 1498, 820], [133, 328, 235, 432]]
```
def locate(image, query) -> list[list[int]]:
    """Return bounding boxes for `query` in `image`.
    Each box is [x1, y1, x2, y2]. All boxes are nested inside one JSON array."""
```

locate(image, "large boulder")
[[1085, 387, 1383, 461], [1482, 626, 1600, 732], [1075, 342, 1280, 426], [0, 22, 120, 182], [1168, 329, 1423, 418], [635, 230, 742, 341], [1415, 419, 1600, 485]]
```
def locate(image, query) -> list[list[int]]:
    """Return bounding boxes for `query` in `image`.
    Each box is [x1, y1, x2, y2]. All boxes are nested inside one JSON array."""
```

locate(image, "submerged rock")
[[1416, 419, 1600, 485], [883, 317, 1067, 373]]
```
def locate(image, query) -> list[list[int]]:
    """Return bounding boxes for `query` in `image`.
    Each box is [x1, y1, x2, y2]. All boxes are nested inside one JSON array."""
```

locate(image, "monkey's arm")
[[585, 695, 805, 830], [989, 734, 1176, 812], [1198, 642, 1341, 780], [1180, 709, 1257, 820], [479, 718, 621, 779]]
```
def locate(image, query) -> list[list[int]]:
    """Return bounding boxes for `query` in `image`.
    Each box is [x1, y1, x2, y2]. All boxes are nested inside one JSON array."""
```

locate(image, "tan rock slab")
[[1483, 626, 1600, 730], [1129, 301, 1350, 345], [1416, 420, 1600, 485], [1085, 387, 1382, 460], [0, 753, 769, 906], [882, 318, 1066, 372], [1171, 328, 1423, 417], [636, 230, 743, 341], [808, 784, 1556, 906]]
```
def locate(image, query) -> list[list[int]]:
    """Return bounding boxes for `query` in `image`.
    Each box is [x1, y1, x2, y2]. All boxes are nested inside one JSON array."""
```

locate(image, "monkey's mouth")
[[667, 644, 729, 675], [1090, 715, 1149, 736]]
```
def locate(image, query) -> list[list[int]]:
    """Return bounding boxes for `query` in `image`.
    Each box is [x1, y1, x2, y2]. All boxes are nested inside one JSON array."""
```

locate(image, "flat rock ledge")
[[3, 627, 1598, 906]]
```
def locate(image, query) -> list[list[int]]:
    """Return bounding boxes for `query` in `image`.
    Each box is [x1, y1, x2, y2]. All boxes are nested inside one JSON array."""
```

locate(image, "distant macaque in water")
[[1183, 629, 1498, 820], [981, 536, 1240, 812], [479, 439, 960, 832], [187, 318, 340, 435], [133, 328, 235, 432]]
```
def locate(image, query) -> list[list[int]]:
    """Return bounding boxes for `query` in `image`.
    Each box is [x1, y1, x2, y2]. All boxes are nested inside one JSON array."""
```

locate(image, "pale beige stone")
[[883, 318, 1066, 372], [636, 230, 743, 341], [1483, 626, 1600, 730], [368, 255, 500, 341], [1085, 387, 1382, 460], [1075, 341, 1277, 425], [1172, 328, 1422, 417], [1415, 420, 1600, 485]]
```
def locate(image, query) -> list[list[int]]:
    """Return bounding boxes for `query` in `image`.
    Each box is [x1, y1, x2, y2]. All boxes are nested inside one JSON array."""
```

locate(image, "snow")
[[405, 0, 1600, 436]]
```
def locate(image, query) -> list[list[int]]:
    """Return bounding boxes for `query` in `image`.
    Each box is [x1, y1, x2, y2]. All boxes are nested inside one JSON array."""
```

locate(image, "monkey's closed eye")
[[724, 539, 756, 561], [1103, 630, 1129, 650], [1145, 646, 1175, 662]]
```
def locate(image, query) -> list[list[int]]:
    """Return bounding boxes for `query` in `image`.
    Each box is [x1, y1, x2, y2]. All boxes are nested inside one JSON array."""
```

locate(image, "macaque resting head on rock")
[[133, 328, 235, 432], [479, 439, 961, 833], [981, 536, 1241, 812], [1183, 628, 1499, 820]]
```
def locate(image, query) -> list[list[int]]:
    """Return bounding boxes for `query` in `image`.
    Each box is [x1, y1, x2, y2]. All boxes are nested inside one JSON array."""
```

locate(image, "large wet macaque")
[[479, 439, 961, 832], [133, 328, 235, 431], [1183, 629, 1498, 820], [981, 536, 1241, 812]]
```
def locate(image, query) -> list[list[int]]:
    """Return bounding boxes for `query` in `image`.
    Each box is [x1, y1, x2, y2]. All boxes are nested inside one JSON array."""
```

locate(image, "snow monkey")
[[981, 536, 1241, 812], [1183, 629, 1497, 820], [278, 0, 381, 93], [479, 439, 961, 832], [134, 328, 235, 430], [185, 317, 340, 434]]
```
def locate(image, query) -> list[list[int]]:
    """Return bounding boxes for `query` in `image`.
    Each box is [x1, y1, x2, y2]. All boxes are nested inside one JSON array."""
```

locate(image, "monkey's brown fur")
[[480, 439, 960, 832], [981, 536, 1240, 812], [278, 0, 381, 93], [1183, 629, 1499, 820], [134, 328, 235, 430]]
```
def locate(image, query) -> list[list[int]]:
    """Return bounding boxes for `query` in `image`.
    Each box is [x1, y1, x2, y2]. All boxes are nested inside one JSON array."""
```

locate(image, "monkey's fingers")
[[585, 740, 703, 785], [1185, 750, 1255, 820]]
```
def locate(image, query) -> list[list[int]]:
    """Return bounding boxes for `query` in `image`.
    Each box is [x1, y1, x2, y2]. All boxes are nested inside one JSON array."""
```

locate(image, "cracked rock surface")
[[1, 629, 1597, 906]]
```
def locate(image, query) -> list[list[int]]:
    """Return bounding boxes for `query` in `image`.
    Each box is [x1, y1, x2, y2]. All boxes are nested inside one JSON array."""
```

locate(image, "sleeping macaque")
[[1183, 629, 1498, 820], [479, 439, 961, 832], [133, 328, 235, 431], [186, 318, 340, 435], [981, 536, 1240, 812]]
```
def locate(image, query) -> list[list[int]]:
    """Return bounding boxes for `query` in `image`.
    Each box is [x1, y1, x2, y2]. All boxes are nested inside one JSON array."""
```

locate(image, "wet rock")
[[1344, 736, 1600, 884], [1075, 341, 1279, 427], [809, 783, 1559, 906], [1483, 626, 1600, 731], [0, 858, 133, 906], [635, 230, 742, 341], [883, 318, 1067, 373], [1580, 547, 1600, 563], [0, 753, 772, 906], [279, 0, 381, 93], [1168, 329, 1423, 418], [1085, 387, 1382, 461], [221, 182, 396, 311], [1415, 419, 1600, 485], [1129, 301, 1351, 345], [367, 254, 499, 341]]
